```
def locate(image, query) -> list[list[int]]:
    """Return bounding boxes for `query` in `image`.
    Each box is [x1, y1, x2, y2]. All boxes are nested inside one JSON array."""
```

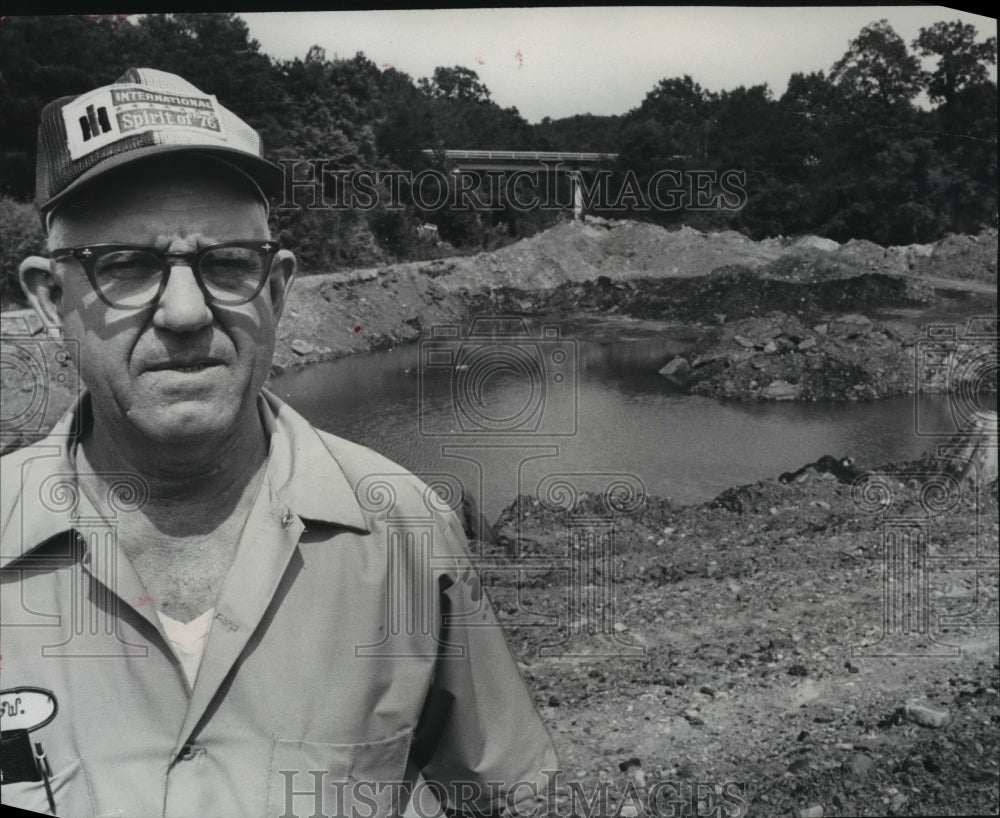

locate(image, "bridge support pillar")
[[570, 171, 583, 220]]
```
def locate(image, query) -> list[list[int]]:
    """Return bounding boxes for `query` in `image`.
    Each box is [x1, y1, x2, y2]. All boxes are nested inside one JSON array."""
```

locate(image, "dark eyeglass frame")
[[50, 240, 281, 309]]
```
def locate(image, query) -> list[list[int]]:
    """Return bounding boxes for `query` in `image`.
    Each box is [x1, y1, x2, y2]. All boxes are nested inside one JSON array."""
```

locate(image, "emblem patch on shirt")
[[0, 687, 58, 733]]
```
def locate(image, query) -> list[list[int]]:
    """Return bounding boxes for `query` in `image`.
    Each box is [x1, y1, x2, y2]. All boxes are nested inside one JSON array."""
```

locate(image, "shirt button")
[[178, 745, 204, 761], [281, 511, 295, 527]]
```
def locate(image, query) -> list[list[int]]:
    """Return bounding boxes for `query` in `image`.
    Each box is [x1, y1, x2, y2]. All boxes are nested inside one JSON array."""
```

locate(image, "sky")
[[241, 6, 997, 124]]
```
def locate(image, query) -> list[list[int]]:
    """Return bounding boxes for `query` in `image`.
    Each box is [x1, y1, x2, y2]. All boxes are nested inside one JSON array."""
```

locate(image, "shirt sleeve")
[[411, 509, 559, 817]]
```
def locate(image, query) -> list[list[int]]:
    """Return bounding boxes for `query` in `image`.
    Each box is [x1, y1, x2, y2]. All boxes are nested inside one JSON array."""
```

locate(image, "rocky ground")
[[471, 451, 999, 817]]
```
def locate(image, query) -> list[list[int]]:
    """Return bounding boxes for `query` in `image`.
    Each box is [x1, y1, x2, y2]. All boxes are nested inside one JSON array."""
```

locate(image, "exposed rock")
[[761, 380, 801, 400], [828, 314, 873, 337], [779, 455, 862, 485], [836, 313, 872, 325], [845, 754, 874, 780], [658, 356, 692, 388], [290, 339, 315, 356], [939, 411, 998, 486], [792, 236, 840, 252], [904, 702, 950, 728]]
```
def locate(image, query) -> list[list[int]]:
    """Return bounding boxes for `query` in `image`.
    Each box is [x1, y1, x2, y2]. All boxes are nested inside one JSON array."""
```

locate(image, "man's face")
[[46, 161, 291, 447]]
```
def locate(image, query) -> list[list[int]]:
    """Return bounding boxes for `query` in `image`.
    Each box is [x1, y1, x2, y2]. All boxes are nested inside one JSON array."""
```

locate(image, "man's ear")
[[268, 249, 296, 322], [19, 256, 63, 331]]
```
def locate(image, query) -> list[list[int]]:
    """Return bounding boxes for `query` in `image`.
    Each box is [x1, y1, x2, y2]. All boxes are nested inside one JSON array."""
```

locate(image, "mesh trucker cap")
[[36, 67, 283, 229]]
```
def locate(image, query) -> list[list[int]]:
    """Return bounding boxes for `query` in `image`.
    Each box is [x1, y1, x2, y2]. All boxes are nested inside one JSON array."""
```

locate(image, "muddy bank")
[[472, 445, 999, 817], [270, 220, 995, 407], [270, 219, 996, 382], [2, 220, 996, 455]]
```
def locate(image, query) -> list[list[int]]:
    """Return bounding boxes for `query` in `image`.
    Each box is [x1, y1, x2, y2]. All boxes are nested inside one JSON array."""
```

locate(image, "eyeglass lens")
[[93, 247, 267, 306]]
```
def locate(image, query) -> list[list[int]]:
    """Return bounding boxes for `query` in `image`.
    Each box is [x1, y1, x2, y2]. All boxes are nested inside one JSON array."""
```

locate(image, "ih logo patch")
[[62, 84, 227, 160]]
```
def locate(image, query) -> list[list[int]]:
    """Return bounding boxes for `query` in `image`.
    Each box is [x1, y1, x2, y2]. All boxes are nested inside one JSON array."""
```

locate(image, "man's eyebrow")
[[151, 233, 215, 252]]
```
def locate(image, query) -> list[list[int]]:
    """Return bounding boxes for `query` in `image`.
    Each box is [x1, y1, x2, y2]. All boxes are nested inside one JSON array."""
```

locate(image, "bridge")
[[421, 149, 620, 218], [421, 149, 618, 172]]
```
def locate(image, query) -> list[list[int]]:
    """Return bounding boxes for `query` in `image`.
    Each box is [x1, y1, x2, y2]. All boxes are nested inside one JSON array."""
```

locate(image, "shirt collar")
[[257, 388, 369, 532], [1, 389, 369, 569]]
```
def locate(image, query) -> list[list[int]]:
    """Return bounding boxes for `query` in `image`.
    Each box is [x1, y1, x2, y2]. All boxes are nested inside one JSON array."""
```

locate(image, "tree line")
[[1, 13, 995, 304]]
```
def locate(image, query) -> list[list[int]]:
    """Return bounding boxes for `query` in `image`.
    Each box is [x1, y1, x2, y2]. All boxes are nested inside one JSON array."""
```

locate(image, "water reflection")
[[272, 337, 994, 521]]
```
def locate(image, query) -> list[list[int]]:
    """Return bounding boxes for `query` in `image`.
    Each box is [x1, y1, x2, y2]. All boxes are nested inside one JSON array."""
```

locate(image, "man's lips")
[[143, 358, 225, 373]]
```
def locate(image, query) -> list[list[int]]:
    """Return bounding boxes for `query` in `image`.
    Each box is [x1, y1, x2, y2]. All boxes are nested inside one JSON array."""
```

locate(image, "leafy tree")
[[533, 114, 623, 152], [830, 19, 921, 109], [0, 15, 138, 199], [913, 20, 997, 105], [0, 195, 46, 308], [128, 14, 289, 149], [627, 75, 714, 159], [418, 66, 491, 103]]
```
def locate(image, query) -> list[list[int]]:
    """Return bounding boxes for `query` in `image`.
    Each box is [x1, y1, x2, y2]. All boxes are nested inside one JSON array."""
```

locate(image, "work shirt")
[[0, 390, 557, 818]]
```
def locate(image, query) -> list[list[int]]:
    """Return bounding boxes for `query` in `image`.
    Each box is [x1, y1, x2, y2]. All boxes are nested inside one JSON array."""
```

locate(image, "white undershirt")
[[155, 608, 215, 688]]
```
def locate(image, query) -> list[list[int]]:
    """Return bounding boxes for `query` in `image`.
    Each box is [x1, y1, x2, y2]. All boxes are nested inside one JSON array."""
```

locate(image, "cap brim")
[[41, 143, 284, 217]]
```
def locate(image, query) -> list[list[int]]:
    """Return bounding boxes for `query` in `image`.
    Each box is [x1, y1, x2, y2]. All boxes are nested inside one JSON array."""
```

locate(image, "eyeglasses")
[[51, 241, 280, 309]]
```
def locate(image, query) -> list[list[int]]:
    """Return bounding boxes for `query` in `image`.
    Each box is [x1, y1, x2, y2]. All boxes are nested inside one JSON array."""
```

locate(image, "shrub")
[[1, 196, 46, 310]]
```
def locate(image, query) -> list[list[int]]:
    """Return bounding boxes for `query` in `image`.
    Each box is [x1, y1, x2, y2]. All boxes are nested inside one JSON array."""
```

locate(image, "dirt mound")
[[910, 229, 999, 283], [682, 312, 918, 401], [421, 220, 995, 294], [483, 456, 999, 818], [430, 219, 785, 293]]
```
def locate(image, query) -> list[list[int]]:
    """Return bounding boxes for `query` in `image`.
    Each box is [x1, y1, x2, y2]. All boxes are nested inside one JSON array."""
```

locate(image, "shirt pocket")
[[0, 757, 94, 817], [266, 731, 413, 818]]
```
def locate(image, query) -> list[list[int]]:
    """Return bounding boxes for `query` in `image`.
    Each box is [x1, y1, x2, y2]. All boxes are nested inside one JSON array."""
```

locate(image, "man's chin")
[[127, 402, 241, 447]]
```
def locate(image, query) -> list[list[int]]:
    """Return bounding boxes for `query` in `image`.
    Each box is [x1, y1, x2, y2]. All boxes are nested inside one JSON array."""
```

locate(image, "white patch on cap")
[[62, 84, 228, 161], [0, 687, 58, 732]]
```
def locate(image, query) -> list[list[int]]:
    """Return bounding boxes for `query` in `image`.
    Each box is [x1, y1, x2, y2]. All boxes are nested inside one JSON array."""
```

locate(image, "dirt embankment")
[[2, 219, 996, 454], [269, 219, 995, 396], [470, 449, 999, 817]]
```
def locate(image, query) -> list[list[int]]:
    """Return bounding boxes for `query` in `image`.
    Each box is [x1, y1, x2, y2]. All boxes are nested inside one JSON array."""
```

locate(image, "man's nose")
[[152, 263, 213, 332]]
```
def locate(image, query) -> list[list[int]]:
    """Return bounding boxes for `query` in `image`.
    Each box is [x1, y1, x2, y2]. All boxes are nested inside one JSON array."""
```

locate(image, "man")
[[1, 68, 556, 818]]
